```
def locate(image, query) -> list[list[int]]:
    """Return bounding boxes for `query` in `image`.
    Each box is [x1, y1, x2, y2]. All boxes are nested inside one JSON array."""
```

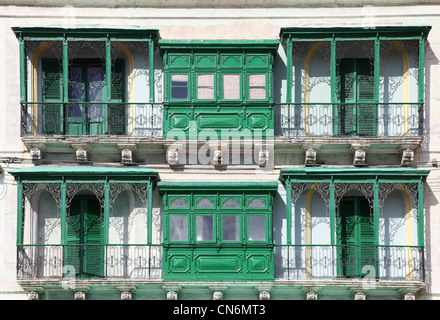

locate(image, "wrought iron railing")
[[275, 245, 425, 281], [17, 245, 163, 280], [17, 244, 424, 282], [275, 103, 424, 138], [20, 103, 163, 137]]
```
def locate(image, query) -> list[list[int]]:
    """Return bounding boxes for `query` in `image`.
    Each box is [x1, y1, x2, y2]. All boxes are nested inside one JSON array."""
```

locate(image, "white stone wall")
[[0, 2, 440, 299]]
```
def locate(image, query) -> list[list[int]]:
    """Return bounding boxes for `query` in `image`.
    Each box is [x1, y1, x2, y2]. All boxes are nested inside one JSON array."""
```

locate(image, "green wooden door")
[[42, 59, 63, 134], [67, 60, 105, 136], [338, 59, 375, 136], [337, 197, 375, 278], [66, 196, 104, 277]]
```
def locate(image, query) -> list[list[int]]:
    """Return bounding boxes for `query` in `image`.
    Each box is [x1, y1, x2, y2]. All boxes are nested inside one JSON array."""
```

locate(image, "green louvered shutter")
[[358, 198, 375, 276], [66, 197, 82, 275], [356, 59, 376, 136], [42, 59, 63, 134], [83, 197, 104, 277], [338, 198, 357, 277], [109, 59, 125, 135], [338, 59, 356, 136], [338, 197, 375, 278]]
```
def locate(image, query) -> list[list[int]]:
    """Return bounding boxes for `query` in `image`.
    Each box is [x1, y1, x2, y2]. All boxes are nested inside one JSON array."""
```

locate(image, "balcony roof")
[[12, 26, 161, 41], [9, 165, 159, 181], [280, 25, 431, 42], [158, 181, 279, 192], [279, 166, 430, 182]]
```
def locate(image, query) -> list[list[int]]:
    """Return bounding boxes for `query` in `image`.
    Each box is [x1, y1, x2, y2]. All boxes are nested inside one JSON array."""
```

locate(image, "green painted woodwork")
[[159, 181, 277, 281], [338, 58, 375, 136], [10, 166, 159, 248], [337, 197, 375, 278], [42, 59, 63, 134], [66, 196, 104, 277], [280, 167, 429, 250], [160, 40, 278, 138]]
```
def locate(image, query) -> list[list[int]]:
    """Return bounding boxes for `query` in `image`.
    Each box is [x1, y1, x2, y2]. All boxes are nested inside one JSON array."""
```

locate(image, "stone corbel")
[[351, 143, 370, 167], [212, 149, 223, 167], [118, 144, 137, 165], [210, 286, 228, 300], [117, 287, 137, 300], [256, 286, 273, 300], [71, 143, 91, 162], [30, 148, 42, 163], [163, 286, 182, 300], [303, 287, 321, 300], [25, 287, 44, 300]]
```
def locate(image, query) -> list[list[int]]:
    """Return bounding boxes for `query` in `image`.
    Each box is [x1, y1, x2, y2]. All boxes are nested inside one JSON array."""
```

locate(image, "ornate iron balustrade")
[[17, 245, 163, 280], [275, 245, 425, 281], [276, 103, 423, 138], [17, 244, 424, 282], [20, 103, 163, 138]]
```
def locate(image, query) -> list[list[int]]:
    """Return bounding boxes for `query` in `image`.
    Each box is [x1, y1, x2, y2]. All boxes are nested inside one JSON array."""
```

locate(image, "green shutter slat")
[[338, 59, 356, 135], [84, 197, 104, 277], [357, 59, 376, 136], [358, 198, 375, 268], [109, 59, 125, 135], [66, 197, 82, 273], [42, 59, 63, 134]]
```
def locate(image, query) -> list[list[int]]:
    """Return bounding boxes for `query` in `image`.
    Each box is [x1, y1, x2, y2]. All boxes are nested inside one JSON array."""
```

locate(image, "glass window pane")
[[249, 74, 266, 100], [170, 215, 188, 241], [248, 216, 266, 241], [223, 74, 240, 100], [197, 74, 214, 99], [171, 74, 188, 99], [197, 215, 214, 241], [222, 215, 239, 241]]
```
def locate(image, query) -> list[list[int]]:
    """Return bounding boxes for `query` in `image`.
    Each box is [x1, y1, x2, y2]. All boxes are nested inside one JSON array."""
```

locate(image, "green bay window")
[[159, 181, 278, 281], [159, 40, 278, 138]]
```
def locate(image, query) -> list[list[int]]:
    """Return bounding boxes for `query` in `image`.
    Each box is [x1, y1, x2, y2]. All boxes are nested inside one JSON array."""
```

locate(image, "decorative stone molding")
[[163, 286, 181, 300], [27, 289, 43, 300], [213, 291, 223, 300], [259, 291, 270, 300], [258, 149, 269, 167], [75, 148, 88, 162], [404, 292, 416, 300], [306, 291, 318, 300], [121, 148, 133, 164], [121, 291, 132, 300], [167, 147, 179, 166], [354, 292, 366, 300], [353, 148, 366, 166], [30, 148, 42, 162], [74, 291, 86, 300], [304, 148, 317, 166], [401, 149, 414, 167], [213, 149, 223, 167]]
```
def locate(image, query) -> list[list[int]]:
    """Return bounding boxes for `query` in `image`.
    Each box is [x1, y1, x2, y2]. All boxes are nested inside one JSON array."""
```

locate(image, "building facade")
[[0, 0, 439, 300]]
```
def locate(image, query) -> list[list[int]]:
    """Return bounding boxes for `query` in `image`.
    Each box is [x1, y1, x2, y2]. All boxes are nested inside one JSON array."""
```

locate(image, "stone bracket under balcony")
[[275, 136, 423, 167]]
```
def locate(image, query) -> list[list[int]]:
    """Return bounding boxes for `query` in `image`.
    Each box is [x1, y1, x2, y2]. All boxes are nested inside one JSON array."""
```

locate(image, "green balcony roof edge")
[[158, 39, 280, 52], [9, 165, 159, 179], [158, 180, 279, 192], [12, 26, 161, 40], [279, 167, 430, 182], [280, 25, 432, 42]]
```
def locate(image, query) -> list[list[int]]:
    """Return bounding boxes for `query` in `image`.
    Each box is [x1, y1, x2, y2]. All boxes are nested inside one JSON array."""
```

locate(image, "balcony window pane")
[[197, 74, 214, 100], [197, 215, 214, 241], [222, 215, 239, 241], [171, 74, 188, 99], [249, 74, 266, 100], [248, 215, 266, 241], [170, 215, 188, 241], [223, 74, 240, 100]]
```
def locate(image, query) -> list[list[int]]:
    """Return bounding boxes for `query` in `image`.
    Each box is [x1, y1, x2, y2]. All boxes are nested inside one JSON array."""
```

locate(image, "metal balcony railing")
[[17, 244, 424, 282], [275, 103, 424, 138], [274, 245, 425, 281], [20, 103, 163, 138], [17, 245, 163, 280]]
